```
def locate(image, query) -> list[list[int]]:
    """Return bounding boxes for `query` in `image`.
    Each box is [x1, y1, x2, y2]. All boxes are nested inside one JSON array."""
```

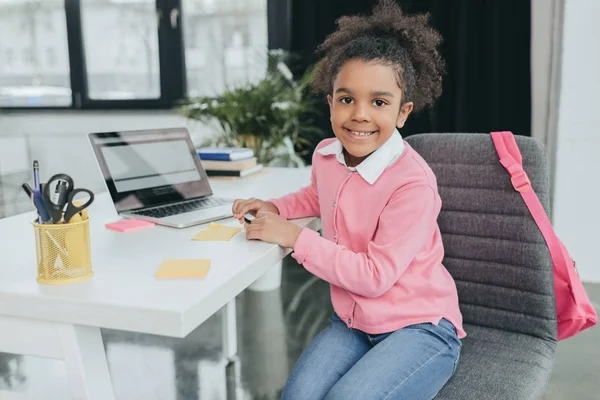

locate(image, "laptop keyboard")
[[130, 197, 232, 219]]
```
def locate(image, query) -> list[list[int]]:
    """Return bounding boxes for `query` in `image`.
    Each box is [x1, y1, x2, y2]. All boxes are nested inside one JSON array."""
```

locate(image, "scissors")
[[42, 173, 95, 224]]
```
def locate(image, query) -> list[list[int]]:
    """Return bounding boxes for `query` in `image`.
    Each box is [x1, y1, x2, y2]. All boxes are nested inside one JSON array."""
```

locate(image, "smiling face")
[[327, 59, 413, 167]]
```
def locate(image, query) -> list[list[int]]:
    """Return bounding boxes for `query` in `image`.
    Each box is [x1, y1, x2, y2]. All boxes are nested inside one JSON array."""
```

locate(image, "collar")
[[317, 129, 406, 184]]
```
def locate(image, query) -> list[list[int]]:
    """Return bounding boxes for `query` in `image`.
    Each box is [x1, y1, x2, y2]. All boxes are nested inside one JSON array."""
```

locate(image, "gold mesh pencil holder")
[[32, 218, 93, 284]]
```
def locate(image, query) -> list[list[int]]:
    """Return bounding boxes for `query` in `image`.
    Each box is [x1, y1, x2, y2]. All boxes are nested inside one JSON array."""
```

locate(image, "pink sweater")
[[269, 138, 466, 338]]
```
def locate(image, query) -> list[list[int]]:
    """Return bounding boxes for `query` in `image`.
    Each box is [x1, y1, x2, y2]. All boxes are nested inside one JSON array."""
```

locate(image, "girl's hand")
[[232, 198, 279, 224], [245, 212, 302, 248]]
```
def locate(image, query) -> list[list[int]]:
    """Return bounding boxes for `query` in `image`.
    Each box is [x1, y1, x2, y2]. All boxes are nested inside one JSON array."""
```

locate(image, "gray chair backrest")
[[405, 133, 557, 341]]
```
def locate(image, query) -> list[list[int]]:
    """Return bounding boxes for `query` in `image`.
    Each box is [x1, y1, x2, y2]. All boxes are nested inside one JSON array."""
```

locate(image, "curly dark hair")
[[312, 0, 445, 113]]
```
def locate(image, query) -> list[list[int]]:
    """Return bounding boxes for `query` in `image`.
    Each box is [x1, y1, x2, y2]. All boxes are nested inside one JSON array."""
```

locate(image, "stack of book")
[[197, 147, 264, 178]]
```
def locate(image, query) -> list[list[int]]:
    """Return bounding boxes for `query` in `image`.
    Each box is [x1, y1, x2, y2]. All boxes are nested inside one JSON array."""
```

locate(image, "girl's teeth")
[[350, 130, 375, 136]]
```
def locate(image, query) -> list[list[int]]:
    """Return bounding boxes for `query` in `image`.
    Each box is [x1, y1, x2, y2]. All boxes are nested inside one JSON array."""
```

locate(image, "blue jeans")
[[281, 313, 462, 400]]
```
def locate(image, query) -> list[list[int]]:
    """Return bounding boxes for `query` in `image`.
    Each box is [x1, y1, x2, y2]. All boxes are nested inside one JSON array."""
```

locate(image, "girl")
[[232, 1, 464, 398]]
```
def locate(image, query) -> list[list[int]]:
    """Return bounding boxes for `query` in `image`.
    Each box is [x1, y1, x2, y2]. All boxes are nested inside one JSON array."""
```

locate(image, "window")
[[22, 47, 33, 64], [5, 49, 15, 68], [0, 0, 268, 110], [47, 48, 57, 67], [44, 14, 54, 32], [70, 0, 184, 109], [182, 0, 268, 97], [81, 0, 161, 100], [0, 0, 71, 107]]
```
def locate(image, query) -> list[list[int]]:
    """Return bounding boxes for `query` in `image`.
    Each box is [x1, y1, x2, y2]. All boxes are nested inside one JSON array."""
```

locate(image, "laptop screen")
[[89, 128, 212, 212]]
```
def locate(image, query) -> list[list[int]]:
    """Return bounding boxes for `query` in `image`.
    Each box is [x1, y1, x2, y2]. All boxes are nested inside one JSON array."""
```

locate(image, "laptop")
[[88, 127, 234, 228]]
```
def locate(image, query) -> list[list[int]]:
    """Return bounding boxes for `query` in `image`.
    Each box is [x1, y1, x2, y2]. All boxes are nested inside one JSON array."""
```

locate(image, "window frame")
[[1, 0, 186, 111]]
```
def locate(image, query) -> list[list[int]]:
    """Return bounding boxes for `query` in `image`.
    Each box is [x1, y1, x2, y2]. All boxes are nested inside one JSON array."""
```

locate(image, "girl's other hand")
[[232, 198, 279, 224], [245, 212, 302, 248]]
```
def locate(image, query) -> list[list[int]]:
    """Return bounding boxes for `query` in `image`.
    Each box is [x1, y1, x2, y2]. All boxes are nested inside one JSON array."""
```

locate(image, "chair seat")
[[436, 325, 556, 399]]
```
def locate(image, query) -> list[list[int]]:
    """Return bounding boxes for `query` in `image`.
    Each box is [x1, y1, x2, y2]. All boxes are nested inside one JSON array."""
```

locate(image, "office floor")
[[0, 256, 598, 400]]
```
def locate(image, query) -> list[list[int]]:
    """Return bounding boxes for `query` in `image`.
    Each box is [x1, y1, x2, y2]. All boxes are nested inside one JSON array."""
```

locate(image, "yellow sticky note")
[[192, 222, 242, 241], [156, 259, 211, 279]]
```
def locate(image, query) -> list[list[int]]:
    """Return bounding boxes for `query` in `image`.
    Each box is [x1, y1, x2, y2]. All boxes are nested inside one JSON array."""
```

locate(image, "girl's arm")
[[291, 184, 440, 298], [268, 151, 320, 219]]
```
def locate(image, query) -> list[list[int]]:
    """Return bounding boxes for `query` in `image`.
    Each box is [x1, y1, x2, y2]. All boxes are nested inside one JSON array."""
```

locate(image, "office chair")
[[405, 133, 557, 399]]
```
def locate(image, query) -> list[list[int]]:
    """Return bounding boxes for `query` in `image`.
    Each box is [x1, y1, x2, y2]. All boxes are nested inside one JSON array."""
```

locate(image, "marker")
[[244, 213, 255, 224], [21, 183, 33, 199]]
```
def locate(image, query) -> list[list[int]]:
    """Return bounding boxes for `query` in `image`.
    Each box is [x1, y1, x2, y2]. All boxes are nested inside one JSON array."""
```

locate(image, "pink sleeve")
[[292, 184, 440, 298], [267, 152, 320, 220]]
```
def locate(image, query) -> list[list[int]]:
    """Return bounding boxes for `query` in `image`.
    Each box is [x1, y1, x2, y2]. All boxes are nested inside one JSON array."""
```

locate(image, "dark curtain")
[[267, 0, 532, 160]]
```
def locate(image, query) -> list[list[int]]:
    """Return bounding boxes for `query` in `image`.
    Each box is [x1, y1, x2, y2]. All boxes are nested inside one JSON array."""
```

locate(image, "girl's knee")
[[324, 380, 359, 400], [281, 368, 336, 400]]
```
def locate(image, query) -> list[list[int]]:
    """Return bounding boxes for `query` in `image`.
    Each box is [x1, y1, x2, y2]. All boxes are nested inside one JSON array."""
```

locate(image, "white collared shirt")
[[317, 129, 406, 184]]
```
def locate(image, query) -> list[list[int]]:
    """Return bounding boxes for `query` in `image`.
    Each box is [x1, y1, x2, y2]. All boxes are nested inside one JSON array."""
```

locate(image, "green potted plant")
[[177, 50, 324, 167]]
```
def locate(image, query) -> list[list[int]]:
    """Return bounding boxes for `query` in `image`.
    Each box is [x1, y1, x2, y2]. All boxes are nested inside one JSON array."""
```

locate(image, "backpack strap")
[[490, 131, 570, 281]]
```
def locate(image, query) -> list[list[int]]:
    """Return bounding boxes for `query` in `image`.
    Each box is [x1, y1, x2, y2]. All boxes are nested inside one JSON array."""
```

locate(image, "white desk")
[[0, 167, 319, 400]]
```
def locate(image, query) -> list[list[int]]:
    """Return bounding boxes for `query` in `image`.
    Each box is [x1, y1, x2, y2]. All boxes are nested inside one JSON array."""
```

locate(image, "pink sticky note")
[[105, 219, 155, 232]]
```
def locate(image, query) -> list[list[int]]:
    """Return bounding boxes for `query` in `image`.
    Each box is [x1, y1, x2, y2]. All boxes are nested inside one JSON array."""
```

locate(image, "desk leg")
[[221, 300, 238, 362], [248, 260, 283, 292], [222, 300, 242, 400], [60, 324, 115, 400], [0, 315, 115, 400]]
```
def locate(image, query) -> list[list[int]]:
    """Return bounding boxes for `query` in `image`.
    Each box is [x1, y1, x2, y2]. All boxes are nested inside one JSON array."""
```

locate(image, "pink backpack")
[[491, 131, 598, 340]]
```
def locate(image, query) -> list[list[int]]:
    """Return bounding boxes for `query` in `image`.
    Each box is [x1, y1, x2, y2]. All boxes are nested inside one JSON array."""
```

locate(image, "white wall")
[[531, 0, 563, 197], [553, 0, 600, 282], [531, 0, 556, 144]]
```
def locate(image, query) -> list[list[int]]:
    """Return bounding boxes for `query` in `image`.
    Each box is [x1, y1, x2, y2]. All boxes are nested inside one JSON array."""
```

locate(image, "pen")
[[33, 189, 51, 223], [33, 160, 40, 190], [33, 161, 41, 223]]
